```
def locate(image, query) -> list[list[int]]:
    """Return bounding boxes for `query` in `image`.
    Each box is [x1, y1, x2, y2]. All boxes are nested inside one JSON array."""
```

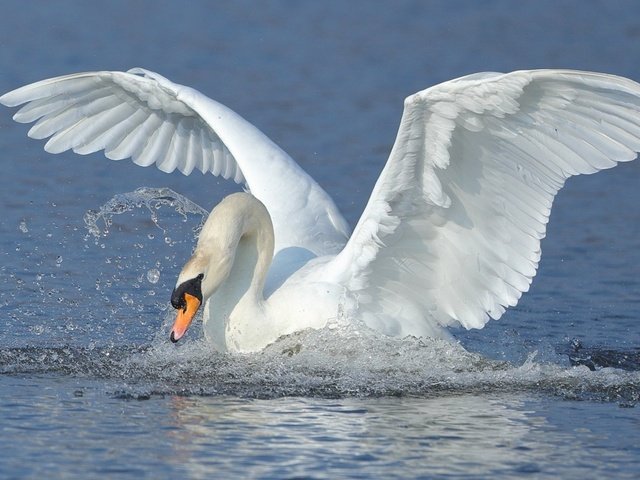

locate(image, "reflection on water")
[[164, 393, 638, 479], [2, 372, 637, 479]]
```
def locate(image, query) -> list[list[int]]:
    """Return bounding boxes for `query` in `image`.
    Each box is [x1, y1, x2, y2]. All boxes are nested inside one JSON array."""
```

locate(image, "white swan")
[[2, 68, 640, 352]]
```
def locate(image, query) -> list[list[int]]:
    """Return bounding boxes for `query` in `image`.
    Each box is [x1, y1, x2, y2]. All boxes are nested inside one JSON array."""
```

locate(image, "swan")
[[2, 68, 640, 352]]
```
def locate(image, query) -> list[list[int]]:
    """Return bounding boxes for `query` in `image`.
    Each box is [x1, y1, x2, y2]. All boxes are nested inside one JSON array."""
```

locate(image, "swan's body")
[[2, 68, 640, 352]]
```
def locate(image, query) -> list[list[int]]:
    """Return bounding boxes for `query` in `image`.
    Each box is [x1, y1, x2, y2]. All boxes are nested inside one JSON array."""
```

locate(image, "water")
[[1, 1, 640, 478]]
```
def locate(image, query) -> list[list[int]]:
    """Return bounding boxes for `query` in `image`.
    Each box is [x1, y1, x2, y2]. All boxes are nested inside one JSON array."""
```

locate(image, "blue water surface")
[[1, 1, 639, 478]]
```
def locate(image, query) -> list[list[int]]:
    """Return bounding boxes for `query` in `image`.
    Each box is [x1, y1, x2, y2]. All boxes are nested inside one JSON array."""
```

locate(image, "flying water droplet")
[[18, 221, 28, 233], [30, 325, 45, 335], [121, 293, 134, 306], [147, 268, 160, 284]]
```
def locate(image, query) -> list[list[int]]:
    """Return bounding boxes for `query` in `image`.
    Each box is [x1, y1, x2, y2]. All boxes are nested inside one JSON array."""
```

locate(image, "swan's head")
[[169, 249, 231, 343], [170, 270, 204, 343]]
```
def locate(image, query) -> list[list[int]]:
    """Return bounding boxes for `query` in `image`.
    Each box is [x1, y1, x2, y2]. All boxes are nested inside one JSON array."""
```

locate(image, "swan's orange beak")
[[170, 293, 201, 343]]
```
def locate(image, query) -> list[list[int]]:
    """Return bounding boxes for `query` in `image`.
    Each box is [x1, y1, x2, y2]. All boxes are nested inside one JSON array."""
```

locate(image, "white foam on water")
[[1, 320, 638, 404]]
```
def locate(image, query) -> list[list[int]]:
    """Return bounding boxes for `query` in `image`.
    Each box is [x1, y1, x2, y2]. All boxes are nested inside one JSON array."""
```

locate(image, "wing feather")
[[134, 119, 176, 168], [180, 127, 200, 176], [76, 107, 147, 157], [327, 70, 640, 338], [157, 117, 189, 173], [107, 111, 161, 161], [199, 129, 215, 174]]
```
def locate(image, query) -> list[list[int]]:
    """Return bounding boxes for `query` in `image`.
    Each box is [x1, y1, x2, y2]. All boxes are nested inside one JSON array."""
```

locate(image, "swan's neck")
[[199, 194, 275, 351]]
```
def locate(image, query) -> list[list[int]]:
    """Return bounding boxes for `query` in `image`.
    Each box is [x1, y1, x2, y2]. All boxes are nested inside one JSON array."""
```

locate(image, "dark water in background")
[[1, 1, 640, 478]]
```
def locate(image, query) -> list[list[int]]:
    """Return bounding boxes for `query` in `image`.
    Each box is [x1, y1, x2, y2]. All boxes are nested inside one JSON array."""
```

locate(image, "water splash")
[[67, 187, 211, 346], [560, 339, 640, 372], [83, 187, 208, 238], [1, 325, 638, 404]]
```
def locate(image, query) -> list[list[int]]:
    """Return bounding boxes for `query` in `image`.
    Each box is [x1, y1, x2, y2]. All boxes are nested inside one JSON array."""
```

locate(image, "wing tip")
[[0, 89, 25, 108]]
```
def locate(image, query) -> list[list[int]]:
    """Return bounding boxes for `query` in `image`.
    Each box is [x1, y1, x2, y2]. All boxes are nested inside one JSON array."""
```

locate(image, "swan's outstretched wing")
[[0, 68, 349, 254], [327, 70, 640, 338]]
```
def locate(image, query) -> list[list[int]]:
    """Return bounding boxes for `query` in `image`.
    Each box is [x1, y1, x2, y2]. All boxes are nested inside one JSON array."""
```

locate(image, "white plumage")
[[2, 68, 639, 351]]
